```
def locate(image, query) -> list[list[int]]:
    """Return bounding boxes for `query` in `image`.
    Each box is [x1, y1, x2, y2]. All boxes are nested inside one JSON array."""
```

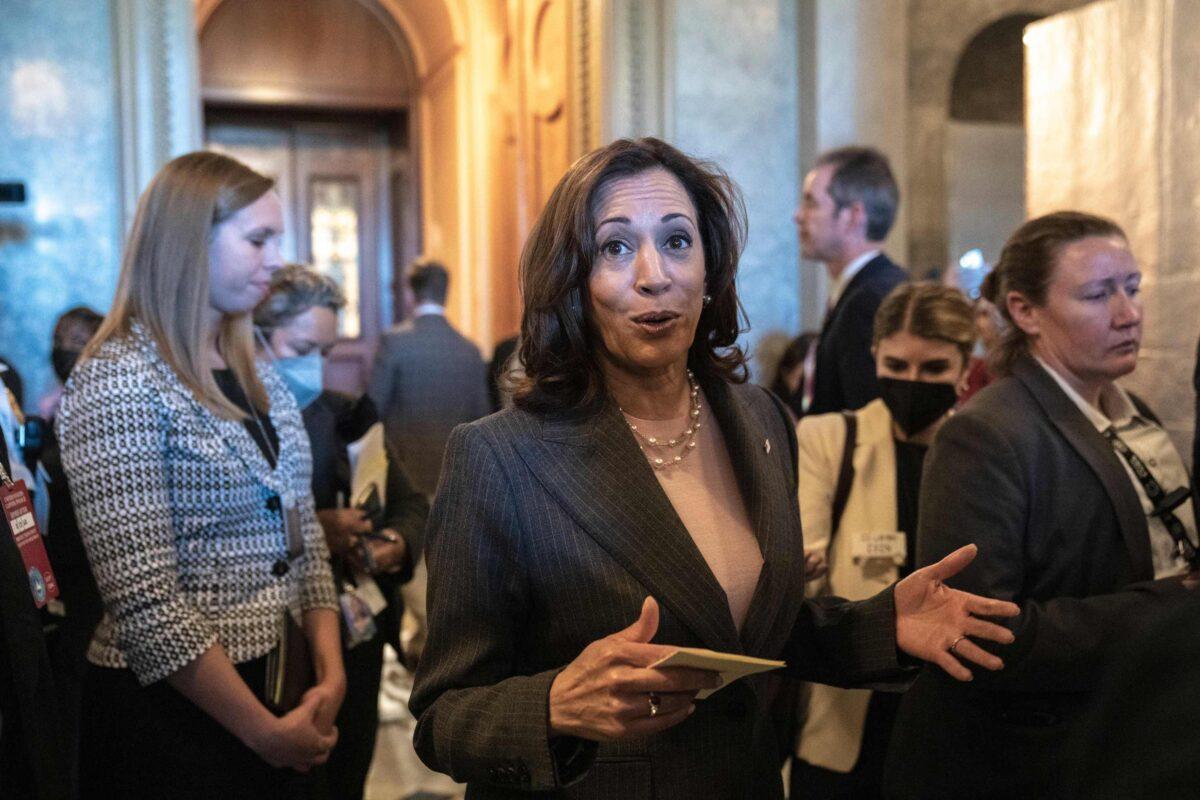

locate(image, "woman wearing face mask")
[[254, 264, 428, 800], [58, 153, 342, 799], [791, 282, 974, 799]]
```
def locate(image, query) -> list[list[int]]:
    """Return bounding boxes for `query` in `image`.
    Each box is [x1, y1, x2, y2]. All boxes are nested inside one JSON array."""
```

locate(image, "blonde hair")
[[872, 281, 976, 365], [84, 151, 274, 419], [253, 263, 346, 337]]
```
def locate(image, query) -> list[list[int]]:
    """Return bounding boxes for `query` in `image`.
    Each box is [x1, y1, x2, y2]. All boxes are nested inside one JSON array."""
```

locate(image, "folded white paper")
[[649, 647, 786, 699]]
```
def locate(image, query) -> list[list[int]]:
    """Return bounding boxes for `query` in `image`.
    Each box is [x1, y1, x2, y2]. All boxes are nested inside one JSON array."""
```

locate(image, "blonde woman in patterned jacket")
[[58, 152, 343, 799]]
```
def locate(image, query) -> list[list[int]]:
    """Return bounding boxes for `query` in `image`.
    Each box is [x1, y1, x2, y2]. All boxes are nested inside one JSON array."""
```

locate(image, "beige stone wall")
[[905, 0, 1091, 274], [1026, 0, 1199, 450]]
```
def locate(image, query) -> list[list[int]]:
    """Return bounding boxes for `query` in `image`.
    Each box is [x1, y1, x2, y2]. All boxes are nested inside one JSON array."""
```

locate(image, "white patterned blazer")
[[58, 322, 337, 686]]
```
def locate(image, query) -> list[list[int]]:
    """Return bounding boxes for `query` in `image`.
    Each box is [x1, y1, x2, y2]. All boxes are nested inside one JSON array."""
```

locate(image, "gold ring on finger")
[[949, 635, 966, 655], [648, 692, 662, 718]]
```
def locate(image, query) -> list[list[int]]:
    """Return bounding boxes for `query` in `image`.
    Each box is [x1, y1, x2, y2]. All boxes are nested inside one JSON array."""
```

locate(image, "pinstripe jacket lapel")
[[702, 379, 803, 659], [510, 380, 804, 659], [512, 402, 743, 655]]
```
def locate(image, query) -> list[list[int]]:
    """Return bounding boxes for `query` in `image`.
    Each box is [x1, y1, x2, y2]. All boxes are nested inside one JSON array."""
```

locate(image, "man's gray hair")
[[253, 263, 346, 336], [814, 146, 899, 242]]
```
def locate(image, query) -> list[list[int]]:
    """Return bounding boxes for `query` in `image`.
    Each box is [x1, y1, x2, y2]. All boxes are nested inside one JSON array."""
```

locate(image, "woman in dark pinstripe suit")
[[410, 138, 1018, 799]]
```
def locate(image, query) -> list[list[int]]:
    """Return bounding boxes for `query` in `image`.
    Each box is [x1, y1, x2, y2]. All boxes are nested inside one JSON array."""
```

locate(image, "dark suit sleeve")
[[784, 588, 910, 688], [835, 290, 886, 411], [918, 411, 1190, 692], [379, 441, 428, 583], [410, 424, 596, 790], [367, 337, 397, 415]]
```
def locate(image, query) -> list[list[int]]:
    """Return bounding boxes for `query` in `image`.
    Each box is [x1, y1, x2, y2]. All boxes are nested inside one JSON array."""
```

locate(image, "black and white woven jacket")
[[58, 322, 337, 685]]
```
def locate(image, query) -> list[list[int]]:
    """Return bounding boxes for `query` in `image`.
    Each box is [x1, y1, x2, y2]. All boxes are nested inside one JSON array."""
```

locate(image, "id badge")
[[851, 530, 907, 566], [351, 572, 388, 616], [339, 589, 377, 648], [2, 480, 59, 608], [282, 497, 304, 561]]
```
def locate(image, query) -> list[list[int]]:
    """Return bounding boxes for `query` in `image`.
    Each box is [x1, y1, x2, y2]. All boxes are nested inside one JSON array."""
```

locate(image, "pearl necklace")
[[620, 371, 702, 470]]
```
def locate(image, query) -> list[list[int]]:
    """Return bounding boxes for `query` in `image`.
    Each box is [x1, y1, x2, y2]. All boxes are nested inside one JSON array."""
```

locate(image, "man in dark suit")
[[795, 146, 907, 415], [0, 413, 70, 799], [368, 261, 491, 496]]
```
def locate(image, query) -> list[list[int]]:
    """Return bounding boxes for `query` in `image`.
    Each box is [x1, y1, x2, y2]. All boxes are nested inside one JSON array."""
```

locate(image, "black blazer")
[[808, 254, 907, 416], [0, 439, 71, 800], [410, 378, 907, 799], [884, 355, 1191, 799], [301, 390, 427, 664]]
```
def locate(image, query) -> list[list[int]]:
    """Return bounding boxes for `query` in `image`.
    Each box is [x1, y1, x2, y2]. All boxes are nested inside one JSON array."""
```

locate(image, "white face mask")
[[256, 327, 323, 409], [274, 351, 323, 409]]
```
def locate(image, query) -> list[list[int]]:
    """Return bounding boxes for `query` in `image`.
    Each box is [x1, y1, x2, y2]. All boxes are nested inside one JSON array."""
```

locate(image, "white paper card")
[[649, 647, 786, 699]]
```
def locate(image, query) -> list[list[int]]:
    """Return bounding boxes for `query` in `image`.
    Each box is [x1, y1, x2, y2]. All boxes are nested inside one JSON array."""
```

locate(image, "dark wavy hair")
[[991, 210, 1126, 375], [513, 137, 749, 414]]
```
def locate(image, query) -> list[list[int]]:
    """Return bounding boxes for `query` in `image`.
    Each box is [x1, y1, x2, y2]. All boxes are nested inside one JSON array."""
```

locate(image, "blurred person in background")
[[37, 305, 106, 796], [959, 269, 1003, 405], [255, 263, 428, 800], [368, 261, 491, 497], [769, 331, 819, 420]]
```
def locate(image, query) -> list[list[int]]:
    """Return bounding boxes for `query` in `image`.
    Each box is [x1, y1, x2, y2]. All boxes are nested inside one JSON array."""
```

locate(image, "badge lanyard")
[[0, 459, 60, 607], [1104, 426, 1199, 568]]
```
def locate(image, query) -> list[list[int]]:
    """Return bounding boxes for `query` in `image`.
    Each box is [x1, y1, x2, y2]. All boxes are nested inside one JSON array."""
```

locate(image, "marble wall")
[[0, 0, 122, 409], [669, 0, 802, 379], [906, 0, 1091, 274], [1026, 0, 1200, 451]]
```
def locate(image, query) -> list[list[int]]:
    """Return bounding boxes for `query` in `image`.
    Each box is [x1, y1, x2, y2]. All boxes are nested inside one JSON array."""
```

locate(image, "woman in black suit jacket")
[[409, 138, 1019, 799], [885, 212, 1198, 798]]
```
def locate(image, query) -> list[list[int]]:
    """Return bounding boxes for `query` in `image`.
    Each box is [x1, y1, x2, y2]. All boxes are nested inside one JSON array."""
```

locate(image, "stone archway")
[[943, 14, 1039, 292], [905, 0, 1093, 275]]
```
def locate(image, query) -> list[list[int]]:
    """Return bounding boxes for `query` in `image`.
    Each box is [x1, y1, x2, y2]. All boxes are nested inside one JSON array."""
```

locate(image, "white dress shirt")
[[827, 249, 881, 310], [413, 302, 446, 317], [1037, 358, 1194, 578]]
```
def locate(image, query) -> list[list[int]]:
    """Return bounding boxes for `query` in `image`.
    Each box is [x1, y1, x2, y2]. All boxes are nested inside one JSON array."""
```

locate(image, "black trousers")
[[80, 658, 317, 800], [791, 691, 902, 800], [319, 634, 385, 800]]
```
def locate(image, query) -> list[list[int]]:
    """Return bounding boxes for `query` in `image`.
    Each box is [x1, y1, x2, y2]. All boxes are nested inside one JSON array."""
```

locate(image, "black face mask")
[[877, 377, 958, 437], [51, 347, 79, 383]]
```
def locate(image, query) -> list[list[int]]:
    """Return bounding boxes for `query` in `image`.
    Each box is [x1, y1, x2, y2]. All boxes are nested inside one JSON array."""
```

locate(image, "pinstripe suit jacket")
[[57, 323, 338, 686], [410, 377, 905, 799]]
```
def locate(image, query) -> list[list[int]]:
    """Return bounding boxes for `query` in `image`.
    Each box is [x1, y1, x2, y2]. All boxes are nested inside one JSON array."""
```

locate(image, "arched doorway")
[[198, 0, 422, 393], [943, 14, 1041, 295]]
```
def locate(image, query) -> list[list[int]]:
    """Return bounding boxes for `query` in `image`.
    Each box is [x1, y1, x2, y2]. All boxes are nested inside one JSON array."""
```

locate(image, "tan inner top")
[[624, 396, 764, 631]]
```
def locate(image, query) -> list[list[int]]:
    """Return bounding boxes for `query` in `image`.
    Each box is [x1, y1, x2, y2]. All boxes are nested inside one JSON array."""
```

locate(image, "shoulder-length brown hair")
[[991, 210, 1126, 376], [513, 137, 749, 414], [84, 151, 274, 419]]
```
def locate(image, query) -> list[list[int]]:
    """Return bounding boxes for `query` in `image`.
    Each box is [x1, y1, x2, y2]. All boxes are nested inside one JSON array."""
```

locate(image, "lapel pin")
[[764, 438, 771, 454]]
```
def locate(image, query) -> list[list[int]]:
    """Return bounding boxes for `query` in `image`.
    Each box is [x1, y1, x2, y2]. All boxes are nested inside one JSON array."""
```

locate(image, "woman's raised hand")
[[894, 544, 1021, 681], [548, 597, 721, 742]]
